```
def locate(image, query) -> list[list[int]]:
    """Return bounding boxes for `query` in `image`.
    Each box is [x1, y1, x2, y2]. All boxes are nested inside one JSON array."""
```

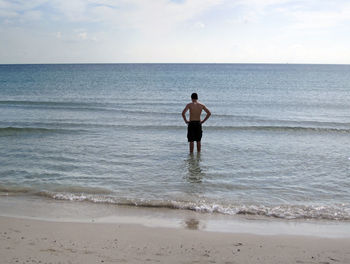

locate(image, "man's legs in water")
[[189, 142, 194, 153], [189, 141, 201, 153], [196, 141, 201, 152]]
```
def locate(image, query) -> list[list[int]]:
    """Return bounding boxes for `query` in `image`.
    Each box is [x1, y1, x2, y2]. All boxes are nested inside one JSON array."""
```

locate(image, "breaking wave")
[[1, 185, 349, 221], [41, 192, 350, 221]]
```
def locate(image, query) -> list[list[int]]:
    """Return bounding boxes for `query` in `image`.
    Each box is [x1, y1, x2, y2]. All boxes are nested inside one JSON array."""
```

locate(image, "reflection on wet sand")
[[185, 153, 205, 183], [184, 218, 200, 230]]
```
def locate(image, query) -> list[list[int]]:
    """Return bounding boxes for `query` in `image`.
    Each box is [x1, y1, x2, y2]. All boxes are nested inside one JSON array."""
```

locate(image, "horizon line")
[[1, 62, 350, 66]]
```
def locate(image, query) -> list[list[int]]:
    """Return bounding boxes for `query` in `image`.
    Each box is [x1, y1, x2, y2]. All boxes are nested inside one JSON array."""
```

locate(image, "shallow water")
[[1, 64, 350, 220]]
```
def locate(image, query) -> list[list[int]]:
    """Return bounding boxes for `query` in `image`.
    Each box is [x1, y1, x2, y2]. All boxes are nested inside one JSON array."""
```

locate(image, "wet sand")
[[1, 215, 350, 264]]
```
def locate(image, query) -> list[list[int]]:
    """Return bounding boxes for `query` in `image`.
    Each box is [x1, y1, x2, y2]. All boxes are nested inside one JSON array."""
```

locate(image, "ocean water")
[[1, 63, 350, 221]]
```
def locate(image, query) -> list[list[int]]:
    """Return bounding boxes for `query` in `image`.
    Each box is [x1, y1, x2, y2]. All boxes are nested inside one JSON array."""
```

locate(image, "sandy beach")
[[1, 215, 350, 264]]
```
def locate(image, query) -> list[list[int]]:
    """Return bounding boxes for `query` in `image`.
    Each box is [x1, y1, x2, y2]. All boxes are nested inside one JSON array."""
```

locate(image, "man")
[[182, 93, 211, 153]]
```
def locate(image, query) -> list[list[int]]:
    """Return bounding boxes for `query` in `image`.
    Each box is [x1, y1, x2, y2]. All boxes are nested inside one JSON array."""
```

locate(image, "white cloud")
[[289, 8, 350, 30], [78, 32, 87, 40], [88, 0, 223, 33], [74, 30, 98, 42], [193, 22, 205, 29], [22, 10, 42, 21], [51, 0, 88, 21], [0, 0, 47, 14], [227, 0, 350, 29], [0, 9, 18, 18], [19, 0, 220, 30], [55, 31, 62, 39]]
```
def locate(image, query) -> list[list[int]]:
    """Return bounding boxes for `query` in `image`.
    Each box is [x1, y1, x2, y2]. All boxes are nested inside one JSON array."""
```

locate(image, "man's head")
[[191, 93, 198, 100]]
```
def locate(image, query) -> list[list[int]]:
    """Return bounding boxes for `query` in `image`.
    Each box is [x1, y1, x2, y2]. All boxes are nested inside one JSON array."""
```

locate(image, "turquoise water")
[[1, 64, 350, 220]]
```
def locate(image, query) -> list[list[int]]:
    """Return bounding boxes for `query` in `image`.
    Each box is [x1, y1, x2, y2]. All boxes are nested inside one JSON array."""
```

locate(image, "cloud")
[[0, 0, 47, 24], [55, 31, 62, 39], [288, 8, 350, 30], [51, 0, 88, 21], [22, 10, 42, 21], [0, 0, 224, 38], [78, 32, 87, 40], [0, 0, 47, 15], [0, 9, 18, 18], [227, 0, 350, 28], [74, 30, 98, 42], [193, 22, 205, 29], [37, 0, 222, 33]]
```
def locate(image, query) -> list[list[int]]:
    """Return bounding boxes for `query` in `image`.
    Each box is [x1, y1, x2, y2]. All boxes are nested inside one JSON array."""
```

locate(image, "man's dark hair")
[[191, 93, 198, 100]]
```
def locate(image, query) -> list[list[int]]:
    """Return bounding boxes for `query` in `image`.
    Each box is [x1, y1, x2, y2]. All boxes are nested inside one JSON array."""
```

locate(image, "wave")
[[0, 100, 93, 107], [2, 100, 350, 129], [144, 124, 350, 133], [1, 123, 349, 135], [0, 184, 112, 196], [0, 100, 184, 107], [1, 185, 349, 220], [40, 192, 350, 221], [0, 100, 186, 118], [0, 100, 117, 113], [206, 125, 350, 133], [72, 123, 350, 133], [0, 100, 182, 114], [0, 185, 33, 194], [0, 126, 83, 136]]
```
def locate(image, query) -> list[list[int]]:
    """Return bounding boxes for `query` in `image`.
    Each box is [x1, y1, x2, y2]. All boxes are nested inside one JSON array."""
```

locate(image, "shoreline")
[[1, 195, 350, 238], [1, 195, 350, 263], [1, 215, 350, 264]]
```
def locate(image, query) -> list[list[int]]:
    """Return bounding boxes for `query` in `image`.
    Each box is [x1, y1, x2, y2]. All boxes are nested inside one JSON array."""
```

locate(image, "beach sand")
[[1, 215, 350, 264]]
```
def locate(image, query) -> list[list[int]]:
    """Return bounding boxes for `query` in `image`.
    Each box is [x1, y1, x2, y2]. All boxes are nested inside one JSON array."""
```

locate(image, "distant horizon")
[[1, 62, 350, 66]]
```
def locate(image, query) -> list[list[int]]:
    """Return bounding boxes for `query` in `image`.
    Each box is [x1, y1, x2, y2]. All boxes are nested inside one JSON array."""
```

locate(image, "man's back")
[[188, 101, 205, 121]]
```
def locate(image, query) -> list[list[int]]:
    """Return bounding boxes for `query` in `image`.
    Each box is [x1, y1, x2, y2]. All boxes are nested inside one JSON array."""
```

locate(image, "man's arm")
[[182, 104, 190, 124], [201, 105, 211, 124]]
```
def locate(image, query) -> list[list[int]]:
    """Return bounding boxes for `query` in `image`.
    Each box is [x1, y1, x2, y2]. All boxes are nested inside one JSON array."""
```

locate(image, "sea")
[[1, 63, 350, 221]]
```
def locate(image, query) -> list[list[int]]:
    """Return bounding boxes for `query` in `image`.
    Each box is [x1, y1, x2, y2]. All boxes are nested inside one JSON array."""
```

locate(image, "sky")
[[1, 0, 350, 64]]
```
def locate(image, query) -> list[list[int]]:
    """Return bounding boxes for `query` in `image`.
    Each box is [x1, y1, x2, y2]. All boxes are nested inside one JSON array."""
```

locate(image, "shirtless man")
[[182, 93, 211, 153]]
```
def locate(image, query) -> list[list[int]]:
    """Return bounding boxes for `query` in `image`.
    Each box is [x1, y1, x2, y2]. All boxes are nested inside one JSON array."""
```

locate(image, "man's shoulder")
[[188, 101, 205, 108], [196, 101, 206, 108]]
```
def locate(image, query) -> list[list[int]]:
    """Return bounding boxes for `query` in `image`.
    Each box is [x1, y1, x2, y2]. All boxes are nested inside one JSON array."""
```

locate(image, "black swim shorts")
[[187, 121, 202, 142]]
